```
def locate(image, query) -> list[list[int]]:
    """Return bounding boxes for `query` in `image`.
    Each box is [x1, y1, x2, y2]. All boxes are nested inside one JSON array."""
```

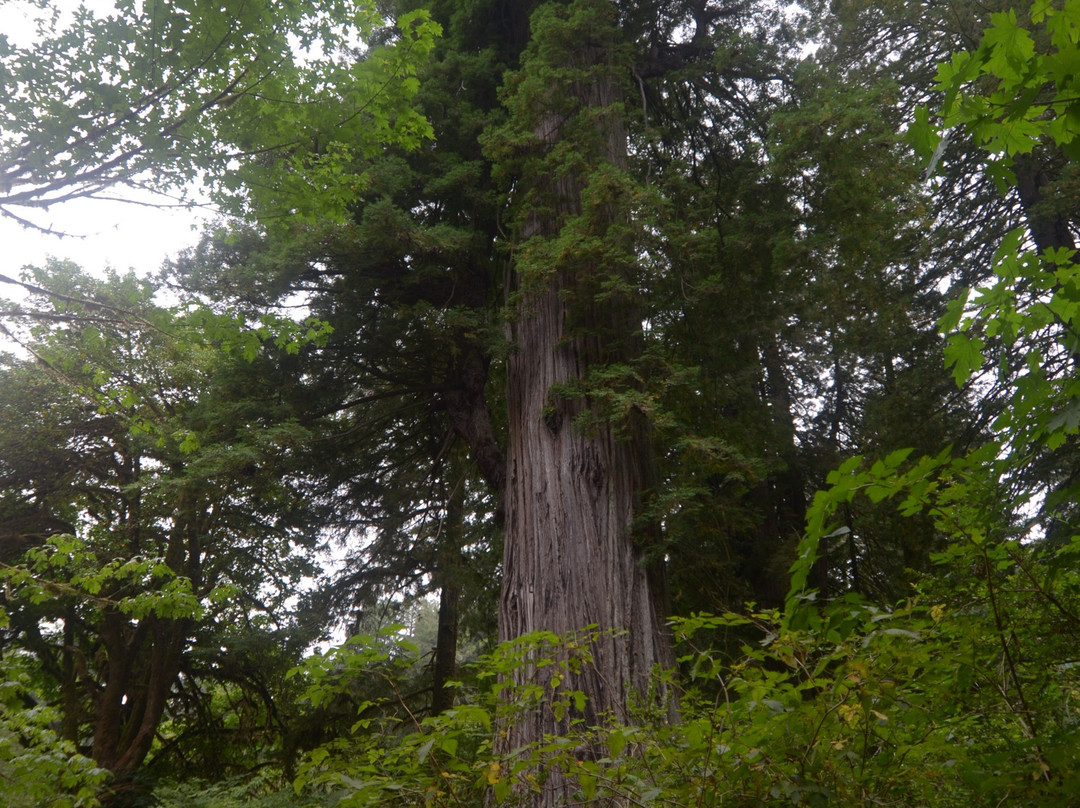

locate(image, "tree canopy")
[[2, 1, 1080, 806], [0, 0, 437, 230]]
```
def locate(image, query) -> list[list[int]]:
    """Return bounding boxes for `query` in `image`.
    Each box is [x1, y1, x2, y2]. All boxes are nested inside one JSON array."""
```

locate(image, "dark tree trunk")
[[93, 489, 200, 797], [1013, 151, 1077, 255], [111, 618, 188, 776], [92, 612, 189, 780], [494, 3, 672, 803], [61, 609, 82, 744], [445, 337, 506, 519], [431, 483, 464, 716], [750, 339, 813, 603], [431, 578, 461, 716]]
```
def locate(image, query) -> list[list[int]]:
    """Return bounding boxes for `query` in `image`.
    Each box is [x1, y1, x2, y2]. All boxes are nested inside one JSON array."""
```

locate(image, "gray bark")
[[495, 4, 672, 803]]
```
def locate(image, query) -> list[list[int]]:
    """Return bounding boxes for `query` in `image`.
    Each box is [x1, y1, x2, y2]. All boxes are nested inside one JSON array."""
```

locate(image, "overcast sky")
[[1, 195, 211, 281]]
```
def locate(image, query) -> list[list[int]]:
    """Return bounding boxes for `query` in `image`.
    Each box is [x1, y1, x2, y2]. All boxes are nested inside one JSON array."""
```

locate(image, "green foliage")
[[10, 3, 1080, 807], [0, 262, 330, 790], [154, 772, 331, 808], [288, 627, 489, 807], [0, 0, 440, 227], [915, 0, 1080, 528], [918, 1, 1080, 161], [5, 533, 203, 620], [942, 229, 1080, 453], [194, 307, 335, 363], [0, 660, 109, 807], [280, 562, 1079, 808], [780, 445, 1080, 803]]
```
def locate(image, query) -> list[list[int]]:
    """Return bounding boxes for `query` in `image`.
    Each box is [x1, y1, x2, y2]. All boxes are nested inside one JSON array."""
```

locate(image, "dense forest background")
[[1, 0, 1079, 805]]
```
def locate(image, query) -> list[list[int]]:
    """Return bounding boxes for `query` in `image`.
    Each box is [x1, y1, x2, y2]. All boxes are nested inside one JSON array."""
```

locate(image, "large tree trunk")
[[494, 2, 671, 801]]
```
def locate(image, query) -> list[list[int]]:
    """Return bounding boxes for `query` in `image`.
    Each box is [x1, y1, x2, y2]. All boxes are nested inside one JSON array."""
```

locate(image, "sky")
[[1, 194, 211, 282]]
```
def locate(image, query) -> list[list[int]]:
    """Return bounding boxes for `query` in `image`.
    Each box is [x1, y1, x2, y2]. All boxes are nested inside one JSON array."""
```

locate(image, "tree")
[[690, 0, 1031, 602], [165, 0, 988, 774], [480, 1, 682, 772], [5, 2, 1037, 804], [0, 263, 326, 803], [0, 0, 436, 231], [920, 0, 1080, 536], [170, 4, 676, 795]]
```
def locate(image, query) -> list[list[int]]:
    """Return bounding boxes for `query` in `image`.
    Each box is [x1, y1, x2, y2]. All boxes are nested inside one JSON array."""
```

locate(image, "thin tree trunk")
[[432, 580, 461, 716], [61, 609, 81, 744], [432, 482, 464, 716], [1013, 152, 1077, 255], [445, 338, 506, 521]]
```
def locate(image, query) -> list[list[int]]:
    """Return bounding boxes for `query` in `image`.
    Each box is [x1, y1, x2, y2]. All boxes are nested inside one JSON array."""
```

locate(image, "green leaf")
[[579, 772, 597, 801], [884, 447, 915, 468], [982, 10, 1037, 82], [981, 115, 1044, 154], [908, 105, 941, 160], [944, 332, 986, 387], [608, 729, 626, 758], [865, 484, 894, 504], [415, 737, 435, 762], [939, 294, 969, 334]]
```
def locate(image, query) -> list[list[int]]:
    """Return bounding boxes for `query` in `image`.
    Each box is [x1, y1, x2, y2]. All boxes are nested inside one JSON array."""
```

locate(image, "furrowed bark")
[[494, 3, 672, 803]]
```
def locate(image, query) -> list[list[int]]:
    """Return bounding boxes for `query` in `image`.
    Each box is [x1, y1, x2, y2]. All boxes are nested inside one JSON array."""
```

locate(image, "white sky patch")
[[1, 193, 211, 280], [0, 1, 48, 49], [0, 194, 210, 317]]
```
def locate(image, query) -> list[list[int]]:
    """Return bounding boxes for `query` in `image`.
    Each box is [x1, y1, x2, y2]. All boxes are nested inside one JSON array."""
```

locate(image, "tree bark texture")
[[495, 2, 671, 795]]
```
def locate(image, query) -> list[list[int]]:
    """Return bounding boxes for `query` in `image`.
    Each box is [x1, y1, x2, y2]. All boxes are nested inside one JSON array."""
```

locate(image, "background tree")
[[165, 0, 998, 763], [0, 263, 327, 804], [10, 1, 1078, 805]]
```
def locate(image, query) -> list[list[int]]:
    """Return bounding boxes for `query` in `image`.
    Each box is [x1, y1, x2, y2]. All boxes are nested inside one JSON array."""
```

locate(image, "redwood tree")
[[486, 0, 673, 778]]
